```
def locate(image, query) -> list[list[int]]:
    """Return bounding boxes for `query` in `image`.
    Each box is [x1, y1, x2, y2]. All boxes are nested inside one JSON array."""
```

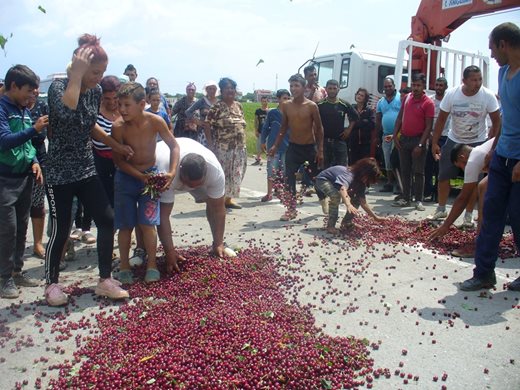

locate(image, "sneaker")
[[428, 209, 448, 220], [451, 244, 475, 258], [458, 218, 475, 230], [280, 211, 297, 221], [225, 200, 242, 209], [415, 201, 425, 211], [304, 188, 316, 197], [81, 231, 96, 245], [12, 272, 40, 287], [1, 277, 19, 299], [129, 248, 146, 267], [319, 198, 329, 214], [45, 284, 68, 306], [507, 277, 520, 291], [95, 278, 129, 300], [70, 229, 82, 240], [392, 199, 410, 207], [65, 240, 76, 262], [380, 183, 394, 192], [261, 194, 272, 202], [459, 273, 496, 291]]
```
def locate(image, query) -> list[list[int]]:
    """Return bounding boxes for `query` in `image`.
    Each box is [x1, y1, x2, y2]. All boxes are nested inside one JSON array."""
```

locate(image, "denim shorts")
[[114, 168, 160, 229], [266, 151, 286, 179]]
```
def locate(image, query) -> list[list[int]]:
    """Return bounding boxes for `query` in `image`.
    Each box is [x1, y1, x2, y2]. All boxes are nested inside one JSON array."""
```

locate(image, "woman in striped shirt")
[[93, 75, 122, 206]]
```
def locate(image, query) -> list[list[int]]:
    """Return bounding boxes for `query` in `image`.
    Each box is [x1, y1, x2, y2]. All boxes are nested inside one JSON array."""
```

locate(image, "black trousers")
[[45, 176, 113, 284]]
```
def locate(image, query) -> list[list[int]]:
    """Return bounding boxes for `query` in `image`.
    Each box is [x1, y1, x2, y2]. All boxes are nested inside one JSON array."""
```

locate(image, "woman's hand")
[[70, 47, 94, 79]]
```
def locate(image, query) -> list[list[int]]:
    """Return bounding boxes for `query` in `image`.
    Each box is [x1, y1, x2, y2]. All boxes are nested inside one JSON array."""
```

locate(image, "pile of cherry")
[[49, 247, 376, 389], [340, 216, 517, 259]]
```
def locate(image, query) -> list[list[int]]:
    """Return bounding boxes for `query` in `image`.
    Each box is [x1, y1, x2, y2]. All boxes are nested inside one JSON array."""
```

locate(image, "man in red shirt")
[[392, 73, 435, 210]]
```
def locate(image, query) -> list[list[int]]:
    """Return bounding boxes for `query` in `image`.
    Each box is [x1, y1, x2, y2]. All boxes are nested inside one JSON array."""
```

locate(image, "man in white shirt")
[[430, 65, 501, 225], [428, 138, 495, 257], [156, 138, 226, 273]]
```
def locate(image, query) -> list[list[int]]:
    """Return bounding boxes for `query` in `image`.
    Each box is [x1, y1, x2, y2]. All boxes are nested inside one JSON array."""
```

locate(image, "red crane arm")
[[411, 0, 519, 45]]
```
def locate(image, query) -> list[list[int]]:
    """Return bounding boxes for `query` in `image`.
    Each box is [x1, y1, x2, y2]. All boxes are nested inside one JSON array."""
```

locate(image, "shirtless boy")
[[269, 73, 324, 221], [111, 82, 179, 283]]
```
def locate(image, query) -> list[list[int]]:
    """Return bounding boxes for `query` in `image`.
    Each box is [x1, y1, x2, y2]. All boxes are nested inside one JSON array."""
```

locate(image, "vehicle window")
[[316, 60, 334, 88], [377, 65, 395, 93], [340, 58, 350, 88]]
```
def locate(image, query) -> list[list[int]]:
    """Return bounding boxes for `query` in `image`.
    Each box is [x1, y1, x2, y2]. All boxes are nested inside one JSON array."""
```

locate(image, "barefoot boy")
[[268, 74, 324, 221], [111, 82, 179, 283]]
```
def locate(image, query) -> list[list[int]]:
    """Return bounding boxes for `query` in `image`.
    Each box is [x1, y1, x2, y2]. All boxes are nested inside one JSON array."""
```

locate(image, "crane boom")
[[409, 0, 519, 84]]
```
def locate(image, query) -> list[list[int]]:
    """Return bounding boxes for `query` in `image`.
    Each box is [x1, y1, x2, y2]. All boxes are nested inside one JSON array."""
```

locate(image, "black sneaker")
[[507, 277, 520, 291], [1, 277, 19, 299], [12, 272, 40, 287], [459, 273, 496, 291], [380, 183, 393, 192]]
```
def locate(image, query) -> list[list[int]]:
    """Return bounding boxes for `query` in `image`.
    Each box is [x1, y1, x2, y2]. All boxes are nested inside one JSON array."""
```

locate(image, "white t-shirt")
[[156, 137, 225, 203], [440, 85, 499, 143], [429, 94, 451, 137], [464, 137, 494, 184]]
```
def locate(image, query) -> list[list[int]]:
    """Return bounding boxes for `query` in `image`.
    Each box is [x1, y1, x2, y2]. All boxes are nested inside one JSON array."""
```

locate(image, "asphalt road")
[[0, 158, 519, 389]]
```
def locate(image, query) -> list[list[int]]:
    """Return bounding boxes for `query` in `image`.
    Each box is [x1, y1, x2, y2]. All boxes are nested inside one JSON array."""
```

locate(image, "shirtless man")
[[269, 73, 324, 221], [111, 82, 179, 284]]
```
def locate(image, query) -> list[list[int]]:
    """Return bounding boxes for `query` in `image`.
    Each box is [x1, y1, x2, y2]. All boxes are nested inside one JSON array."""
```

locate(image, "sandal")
[[116, 270, 135, 285], [144, 268, 161, 283], [280, 211, 297, 221]]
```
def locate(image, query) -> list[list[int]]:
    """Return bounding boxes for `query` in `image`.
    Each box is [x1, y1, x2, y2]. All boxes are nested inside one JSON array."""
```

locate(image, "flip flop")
[[144, 268, 161, 283]]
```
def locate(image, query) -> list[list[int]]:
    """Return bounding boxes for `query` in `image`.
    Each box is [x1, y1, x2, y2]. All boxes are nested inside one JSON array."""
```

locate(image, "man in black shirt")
[[318, 79, 359, 168], [253, 96, 269, 165]]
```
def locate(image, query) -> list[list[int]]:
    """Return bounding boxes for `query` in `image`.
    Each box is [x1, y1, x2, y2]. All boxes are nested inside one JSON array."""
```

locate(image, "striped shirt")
[[93, 113, 113, 158]]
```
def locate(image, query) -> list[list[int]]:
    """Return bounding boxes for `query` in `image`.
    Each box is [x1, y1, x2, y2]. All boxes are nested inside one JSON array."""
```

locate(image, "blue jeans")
[[474, 153, 520, 279], [323, 138, 348, 168]]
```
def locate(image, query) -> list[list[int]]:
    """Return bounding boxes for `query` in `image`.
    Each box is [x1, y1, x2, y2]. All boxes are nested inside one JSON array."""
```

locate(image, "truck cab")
[[311, 49, 405, 108]]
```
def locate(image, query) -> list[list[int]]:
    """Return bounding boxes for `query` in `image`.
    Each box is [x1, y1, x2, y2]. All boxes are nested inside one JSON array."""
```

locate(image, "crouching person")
[[315, 157, 386, 234]]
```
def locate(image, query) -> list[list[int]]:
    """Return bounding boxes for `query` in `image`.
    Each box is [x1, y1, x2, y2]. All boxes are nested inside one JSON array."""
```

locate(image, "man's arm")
[[392, 103, 405, 149], [428, 182, 478, 240], [254, 112, 260, 136], [487, 110, 501, 139], [431, 110, 449, 160], [206, 196, 226, 256]]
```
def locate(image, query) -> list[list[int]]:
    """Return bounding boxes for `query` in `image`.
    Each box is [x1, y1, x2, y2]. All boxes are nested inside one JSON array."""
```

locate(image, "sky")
[[0, 0, 519, 95]]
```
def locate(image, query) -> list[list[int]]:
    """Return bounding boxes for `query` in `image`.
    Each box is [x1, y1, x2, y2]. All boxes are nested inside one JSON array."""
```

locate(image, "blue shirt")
[[261, 108, 289, 152], [496, 65, 520, 160], [376, 94, 401, 135]]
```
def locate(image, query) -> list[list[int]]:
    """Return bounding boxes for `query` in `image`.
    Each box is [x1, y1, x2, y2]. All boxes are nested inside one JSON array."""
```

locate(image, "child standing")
[[0, 65, 47, 298], [315, 158, 386, 234], [260, 89, 290, 202], [146, 88, 172, 132], [112, 82, 179, 284]]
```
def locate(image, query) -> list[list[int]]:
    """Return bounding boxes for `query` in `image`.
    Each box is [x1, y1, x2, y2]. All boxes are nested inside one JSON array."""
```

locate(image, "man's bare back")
[[113, 112, 162, 172], [282, 98, 318, 145]]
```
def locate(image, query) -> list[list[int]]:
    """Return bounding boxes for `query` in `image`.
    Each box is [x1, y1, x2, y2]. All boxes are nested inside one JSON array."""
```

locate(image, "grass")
[[242, 102, 277, 156]]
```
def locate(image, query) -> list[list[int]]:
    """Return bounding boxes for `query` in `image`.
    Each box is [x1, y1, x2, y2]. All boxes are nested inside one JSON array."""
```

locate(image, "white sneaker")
[[415, 201, 425, 211], [129, 248, 146, 267], [45, 284, 68, 306], [319, 198, 329, 214], [428, 209, 448, 220]]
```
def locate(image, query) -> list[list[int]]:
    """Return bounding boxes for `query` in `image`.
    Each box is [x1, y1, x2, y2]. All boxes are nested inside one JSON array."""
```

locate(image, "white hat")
[[203, 80, 219, 96]]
